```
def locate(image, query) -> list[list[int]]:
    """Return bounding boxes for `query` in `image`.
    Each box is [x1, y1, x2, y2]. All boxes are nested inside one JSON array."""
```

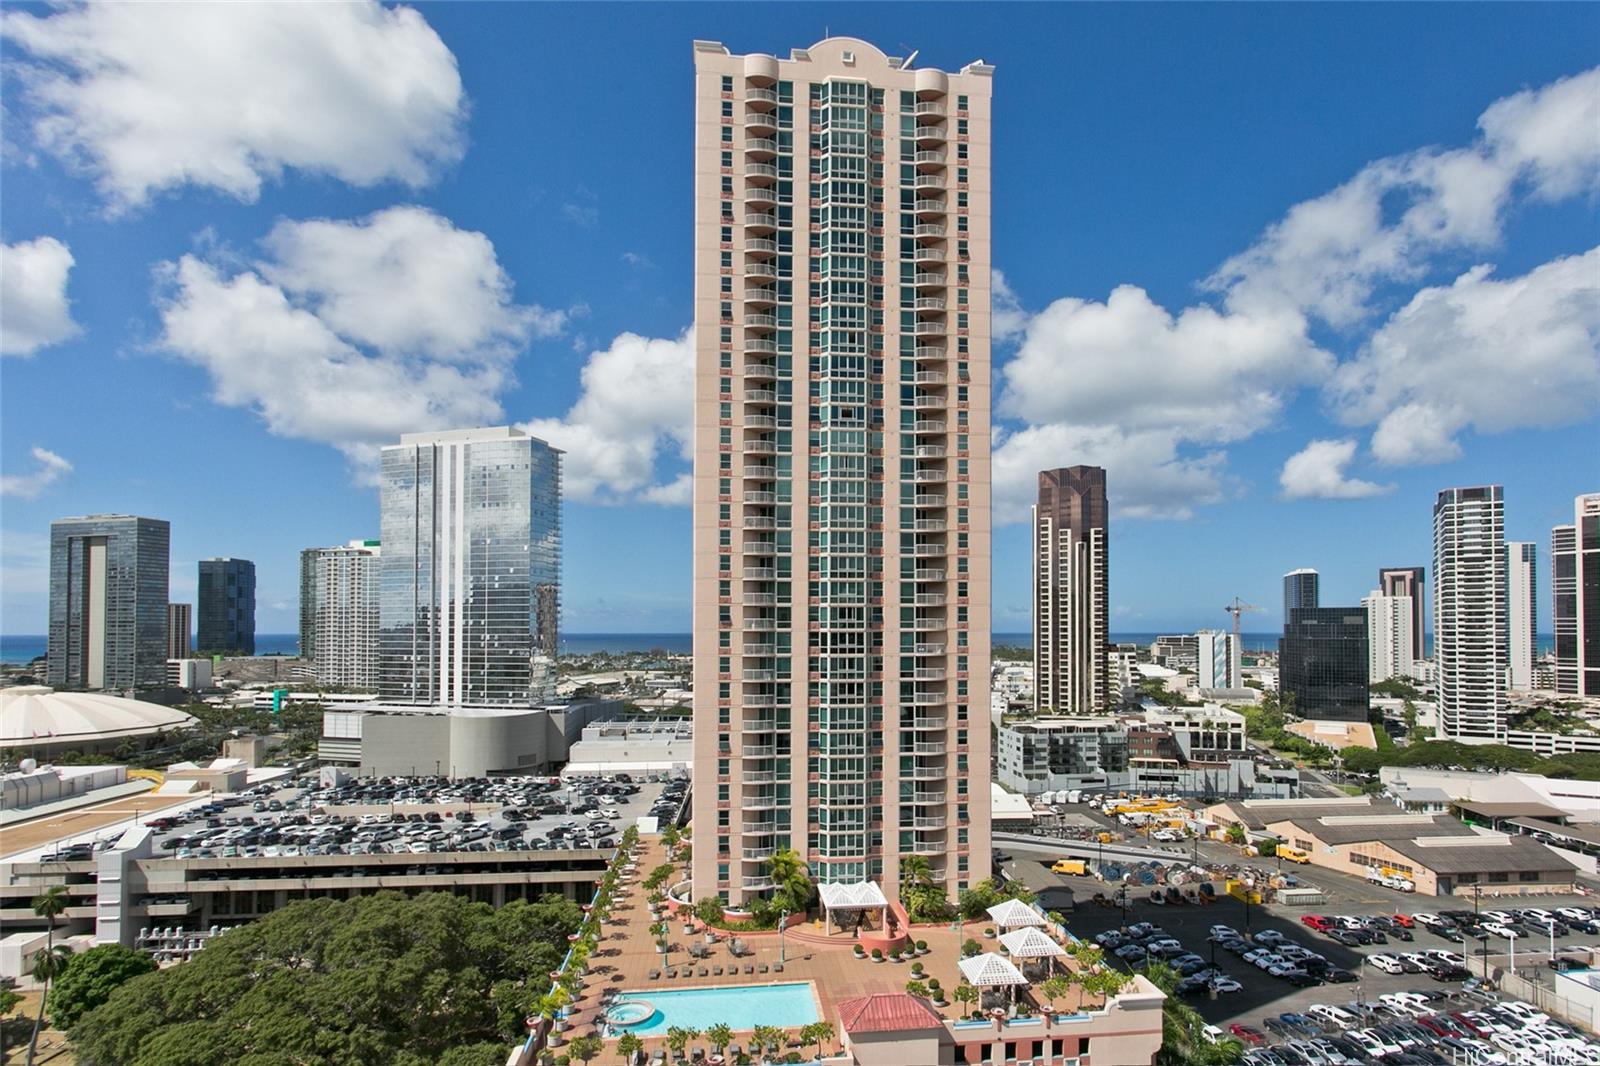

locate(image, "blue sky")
[[2, 3, 1596, 638]]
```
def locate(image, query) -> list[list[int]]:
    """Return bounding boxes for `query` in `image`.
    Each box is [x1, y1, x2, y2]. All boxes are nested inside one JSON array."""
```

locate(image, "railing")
[[746, 138, 778, 154], [745, 238, 777, 253], [745, 388, 777, 402]]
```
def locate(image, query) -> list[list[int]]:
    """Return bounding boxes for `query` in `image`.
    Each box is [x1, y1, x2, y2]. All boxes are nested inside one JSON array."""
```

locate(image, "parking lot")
[[40, 772, 688, 863], [1057, 882, 1600, 1063]]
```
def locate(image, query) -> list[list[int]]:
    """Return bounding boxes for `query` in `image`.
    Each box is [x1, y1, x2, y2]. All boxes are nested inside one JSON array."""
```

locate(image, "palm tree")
[[705, 1023, 733, 1057], [24, 945, 71, 1066], [901, 855, 933, 886], [750, 1023, 783, 1064], [25, 886, 69, 1066], [567, 1035, 602, 1065], [952, 982, 979, 1017], [665, 1025, 694, 1061], [766, 848, 813, 916], [616, 1032, 643, 1066], [805, 1021, 834, 1059]]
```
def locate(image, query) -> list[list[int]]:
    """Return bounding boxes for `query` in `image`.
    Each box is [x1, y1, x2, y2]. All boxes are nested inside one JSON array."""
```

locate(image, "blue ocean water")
[[0, 630, 1555, 666]]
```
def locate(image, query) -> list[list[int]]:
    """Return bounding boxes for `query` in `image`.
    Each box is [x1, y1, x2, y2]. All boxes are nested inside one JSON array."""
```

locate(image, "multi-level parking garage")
[[2, 772, 686, 957]]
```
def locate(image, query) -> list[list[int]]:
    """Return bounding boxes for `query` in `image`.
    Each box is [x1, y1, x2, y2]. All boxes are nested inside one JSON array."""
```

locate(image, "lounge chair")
[[647, 969, 660, 980], [712, 965, 722, 976], [744, 964, 754, 975], [758, 964, 768, 974], [665, 968, 677, 979], [698, 966, 708, 977], [773, 963, 784, 973]]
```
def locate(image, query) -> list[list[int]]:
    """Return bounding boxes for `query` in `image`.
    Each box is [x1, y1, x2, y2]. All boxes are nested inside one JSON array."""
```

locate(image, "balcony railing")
[[914, 150, 947, 166], [745, 212, 778, 230], [745, 338, 778, 353], [745, 238, 778, 254], [745, 288, 779, 304], [745, 388, 777, 403], [915, 101, 946, 117], [914, 224, 947, 238], [746, 362, 778, 380], [914, 126, 946, 142], [746, 163, 778, 179], [745, 313, 778, 328], [913, 297, 946, 312], [912, 374, 945, 388], [910, 418, 946, 432], [746, 138, 779, 155], [913, 199, 946, 215]]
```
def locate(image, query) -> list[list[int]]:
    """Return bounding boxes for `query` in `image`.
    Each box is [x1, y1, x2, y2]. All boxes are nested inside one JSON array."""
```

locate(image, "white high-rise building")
[[300, 540, 381, 689], [1507, 541, 1536, 692], [1196, 629, 1234, 689], [1434, 486, 1507, 741], [1364, 589, 1416, 684], [689, 38, 995, 906]]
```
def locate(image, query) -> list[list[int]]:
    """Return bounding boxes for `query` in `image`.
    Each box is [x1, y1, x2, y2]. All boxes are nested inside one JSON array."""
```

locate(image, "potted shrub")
[[910, 961, 925, 978], [889, 947, 902, 963], [915, 939, 928, 955], [852, 944, 865, 959], [927, 977, 945, 1006], [871, 948, 883, 963], [983, 927, 996, 939]]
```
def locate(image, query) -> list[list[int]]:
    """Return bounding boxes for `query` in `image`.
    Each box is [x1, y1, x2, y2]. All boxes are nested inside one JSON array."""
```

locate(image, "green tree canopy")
[[49, 945, 157, 1031], [69, 891, 581, 1066]]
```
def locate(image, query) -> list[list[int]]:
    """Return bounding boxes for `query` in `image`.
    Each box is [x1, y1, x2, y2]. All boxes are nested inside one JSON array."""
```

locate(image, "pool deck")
[[554, 838, 1103, 1061]]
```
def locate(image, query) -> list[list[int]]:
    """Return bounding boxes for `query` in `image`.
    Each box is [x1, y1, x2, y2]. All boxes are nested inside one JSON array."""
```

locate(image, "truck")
[[1051, 859, 1087, 876], [1277, 845, 1311, 864]]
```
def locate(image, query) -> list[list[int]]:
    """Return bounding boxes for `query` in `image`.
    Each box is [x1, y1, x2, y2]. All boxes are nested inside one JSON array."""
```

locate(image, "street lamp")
[[778, 907, 789, 965]]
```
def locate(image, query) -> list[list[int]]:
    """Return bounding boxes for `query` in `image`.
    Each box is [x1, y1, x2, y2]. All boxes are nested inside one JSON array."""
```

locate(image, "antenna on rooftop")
[[901, 48, 920, 70]]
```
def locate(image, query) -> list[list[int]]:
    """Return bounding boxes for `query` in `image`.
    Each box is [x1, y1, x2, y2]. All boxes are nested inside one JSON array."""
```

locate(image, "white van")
[[1307, 1005, 1356, 1029]]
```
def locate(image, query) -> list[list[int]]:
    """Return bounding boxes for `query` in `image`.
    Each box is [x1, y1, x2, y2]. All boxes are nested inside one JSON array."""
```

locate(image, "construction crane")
[[1223, 597, 1264, 687]]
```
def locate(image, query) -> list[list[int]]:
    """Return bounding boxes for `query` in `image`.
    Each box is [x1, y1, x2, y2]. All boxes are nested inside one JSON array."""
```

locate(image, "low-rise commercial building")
[[562, 719, 692, 777], [1202, 795, 1580, 897], [318, 698, 621, 778], [997, 706, 1297, 801]]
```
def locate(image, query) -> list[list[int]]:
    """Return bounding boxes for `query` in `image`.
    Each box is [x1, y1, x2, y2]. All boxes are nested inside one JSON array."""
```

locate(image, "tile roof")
[[1386, 834, 1581, 875], [837, 993, 946, 1034]]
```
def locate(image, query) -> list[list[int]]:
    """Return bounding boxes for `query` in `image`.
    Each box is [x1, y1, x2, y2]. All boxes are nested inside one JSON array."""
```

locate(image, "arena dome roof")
[[0, 686, 198, 749]]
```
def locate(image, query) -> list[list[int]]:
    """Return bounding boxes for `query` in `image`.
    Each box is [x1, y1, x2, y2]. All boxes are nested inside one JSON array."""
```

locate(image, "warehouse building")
[[1201, 795, 1579, 897]]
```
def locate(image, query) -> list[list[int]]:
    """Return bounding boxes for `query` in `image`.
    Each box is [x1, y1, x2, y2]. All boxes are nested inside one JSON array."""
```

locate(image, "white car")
[[1368, 953, 1406, 974], [1482, 922, 1520, 939], [1209, 925, 1238, 940], [1307, 1005, 1356, 1029], [1202, 1025, 1227, 1045], [1412, 912, 1444, 927], [1349, 1029, 1400, 1058], [1425, 948, 1468, 967], [1484, 910, 1517, 925]]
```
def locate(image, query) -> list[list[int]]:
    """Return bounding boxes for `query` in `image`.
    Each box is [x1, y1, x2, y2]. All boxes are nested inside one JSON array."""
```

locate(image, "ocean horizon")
[[0, 630, 1557, 666]]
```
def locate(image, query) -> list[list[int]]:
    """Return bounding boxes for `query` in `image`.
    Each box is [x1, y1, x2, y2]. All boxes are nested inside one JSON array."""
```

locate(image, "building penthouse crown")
[[692, 37, 995, 78], [392, 425, 558, 450]]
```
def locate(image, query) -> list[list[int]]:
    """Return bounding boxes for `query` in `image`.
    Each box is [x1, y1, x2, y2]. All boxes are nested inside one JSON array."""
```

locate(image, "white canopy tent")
[[957, 951, 1029, 1011], [818, 881, 889, 933], [999, 926, 1068, 978], [986, 898, 1046, 929]]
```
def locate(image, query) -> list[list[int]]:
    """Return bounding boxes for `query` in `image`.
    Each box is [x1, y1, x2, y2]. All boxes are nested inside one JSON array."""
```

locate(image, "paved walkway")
[[553, 840, 1101, 1062]]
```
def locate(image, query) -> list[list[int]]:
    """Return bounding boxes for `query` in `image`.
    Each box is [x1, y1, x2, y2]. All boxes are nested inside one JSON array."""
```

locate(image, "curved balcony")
[[912, 666, 947, 681], [744, 287, 779, 305], [745, 212, 778, 232], [745, 110, 777, 132], [911, 521, 946, 535], [745, 388, 777, 403], [745, 415, 777, 430], [912, 739, 947, 754], [742, 845, 778, 861], [745, 259, 778, 282], [743, 592, 777, 606], [914, 224, 947, 239], [746, 185, 777, 207], [743, 464, 776, 479], [743, 693, 778, 707], [745, 137, 779, 158], [913, 297, 946, 312], [743, 515, 778, 530], [745, 439, 778, 455], [908, 418, 946, 433], [909, 347, 946, 363], [905, 393, 945, 409], [745, 362, 778, 381], [911, 271, 946, 287], [914, 101, 946, 118], [743, 642, 778, 657], [747, 87, 778, 106], [909, 493, 945, 508], [912, 372, 946, 387], [745, 237, 778, 256], [744, 338, 778, 354], [744, 313, 778, 329], [909, 570, 946, 583], [914, 126, 946, 145], [746, 162, 778, 181], [909, 321, 945, 337], [912, 172, 946, 192], [913, 199, 946, 218], [913, 592, 947, 606], [903, 763, 945, 780], [914, 150, 947, 169], [911, 247, 945, 266], [742, 876, 777, 890], [742, 669, 777, 683]]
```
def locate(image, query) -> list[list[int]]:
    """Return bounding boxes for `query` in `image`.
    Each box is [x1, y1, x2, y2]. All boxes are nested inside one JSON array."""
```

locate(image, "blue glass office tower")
[[197, 557, 256, 654], [378, 427, 562, 707], [48, 515, 170, 689]]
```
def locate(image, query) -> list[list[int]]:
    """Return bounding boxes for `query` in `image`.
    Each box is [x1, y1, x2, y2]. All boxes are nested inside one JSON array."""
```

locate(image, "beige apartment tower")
[[690, 38, 994, 907]]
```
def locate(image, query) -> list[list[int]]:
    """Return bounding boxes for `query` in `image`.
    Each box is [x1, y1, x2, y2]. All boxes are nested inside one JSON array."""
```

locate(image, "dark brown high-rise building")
[[1033, 467, 1110, 715], [1378, 566, 1426, 659]]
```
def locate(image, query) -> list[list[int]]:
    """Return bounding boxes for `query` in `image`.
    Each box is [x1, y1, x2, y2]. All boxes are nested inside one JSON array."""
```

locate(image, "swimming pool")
[[607, 982, 820, 1036]]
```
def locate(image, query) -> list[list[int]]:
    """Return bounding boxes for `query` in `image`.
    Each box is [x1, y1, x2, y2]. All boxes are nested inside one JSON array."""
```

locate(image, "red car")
[[1391, 913, 1416, 928], [1229, 1024, 1266, 1046], [1301, 914, 1333, 931]]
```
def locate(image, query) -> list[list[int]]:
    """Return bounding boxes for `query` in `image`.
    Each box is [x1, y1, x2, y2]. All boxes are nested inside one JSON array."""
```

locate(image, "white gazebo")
[[986, 898, 1045, 930], [819, 880, 889, 933], [958, 951, 1029, 1010], [999, 926, 1068, 978]]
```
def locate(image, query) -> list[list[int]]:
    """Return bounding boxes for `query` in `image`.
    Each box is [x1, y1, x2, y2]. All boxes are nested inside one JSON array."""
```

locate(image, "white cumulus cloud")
[[1278, 438, 1393, 499], [523, 331, 693, 505], [0, 446, 73, 499], [994, 424, 1227, 522], [1329, 247, 1600, 465], [3, 1, 465, 209], [1206, 66, 1600, 327], [1, 236, 80, 355], [156, 206, 562, 471]]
